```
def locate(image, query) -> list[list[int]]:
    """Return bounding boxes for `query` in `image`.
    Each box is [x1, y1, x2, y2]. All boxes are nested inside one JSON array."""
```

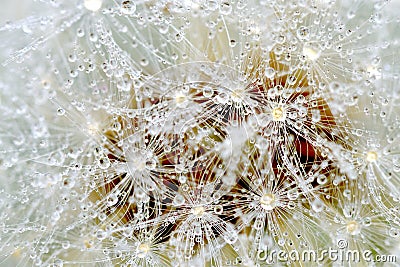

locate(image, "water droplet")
[[22, 24, 32, 34], [265, 67, 276, 79], [57, 108, 65, 116], [175, 32, 184, 42], [311, 199, 324, 212], [389, 227, 399, 237], [297, 26, 310, 40], [84, 0, 102, 12], [214, 205, 223, 214], [96, 229, 107, 240], [121, 0, 136, 15], [159, 24, 169, 34], [347, 10, 355, 19], [260, 193, 276, 210], [136, 243, 150, 258], [287, 75, 297, 85], [203, 86, 214, 97], [346, 220, 361, 235], [68, 54, 77, 63], [145, 158, 157, 170], [77, 28, 85, 38], [220, 2, 232, 15], [62, 241, 70, 249], [311, 109, 321, 122], [317, 174, 327, 185], [362, 217, 371, 227], [140, 58, 149, 66], [206, 0, 218, 11], [215, 92, 229, 104]]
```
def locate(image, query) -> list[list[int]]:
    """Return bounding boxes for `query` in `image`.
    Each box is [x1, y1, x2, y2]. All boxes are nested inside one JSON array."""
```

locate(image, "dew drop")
[[311, 109, 321, 122], [389, 227, 399, 237], [98, 157, 111, 169], [311, 199, 324, 212], [202, 86, 214, 97], [84, 0, 102, 12], [96, 229, 107, 240], [57, 108, 65, 116], [175, 32, 184, 42], [62, 241, 70, 249], [317, 174, 327, 185], [214, 205, 223, 214], [220, 2, 232, 15], [173, 194, 185, 206], [297, 26, 310, 40], [265, 67, 276, 79], [145, 158, 157, 170], [106, 193, 118, 206], [77, 28, 85, 38], [287, 188, 299, 200], [215, 92, 229, 104], [121, 0, 136, 15]]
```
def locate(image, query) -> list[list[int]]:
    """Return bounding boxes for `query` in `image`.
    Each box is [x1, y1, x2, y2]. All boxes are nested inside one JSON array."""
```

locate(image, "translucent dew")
[[175, 92, 187, 105], [265, 67, 276, 79], [172, 194, 185, 206], [365, 151, 378, 162], [202, 86, 214, 97], [191, 206, 205, 217], [260, 193, 276, 210], [311, 199, 324, 212], [87, 123, 99, 136], [272, 107, 286, 121], [121, 0, 136, 15], [84, 0, 102, 12], [136, 243, 150, 258], [297, 26, 310, 40], [346, 220, 361, 235]]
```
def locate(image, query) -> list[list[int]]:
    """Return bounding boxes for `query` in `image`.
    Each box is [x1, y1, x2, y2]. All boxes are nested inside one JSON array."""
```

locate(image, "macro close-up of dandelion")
[[0, 0, 400, 266]]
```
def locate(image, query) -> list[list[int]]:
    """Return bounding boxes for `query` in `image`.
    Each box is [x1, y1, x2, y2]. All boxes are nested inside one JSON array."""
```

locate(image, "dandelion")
[[1, 0, 400, 266]]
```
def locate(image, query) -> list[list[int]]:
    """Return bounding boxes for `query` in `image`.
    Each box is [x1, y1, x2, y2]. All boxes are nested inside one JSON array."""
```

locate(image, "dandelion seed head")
[[259, 193, 276, 211], [365, 151, 378, 162], [191, 206, 205, 217], [121, 0, 136, 15], [230, 88, 245, 103], [272, 106, 286, 121], [87, 123, 100, 136], [1, 0, 400, 265], [302, 44, 321, 61], [346, 220, 361, 235], [128, 157, 147, 172], [136, 243, 150, 258]]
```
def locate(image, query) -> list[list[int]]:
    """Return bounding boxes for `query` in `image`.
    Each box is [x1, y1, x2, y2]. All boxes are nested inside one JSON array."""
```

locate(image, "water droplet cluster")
[[0, 0, 399, 266]]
